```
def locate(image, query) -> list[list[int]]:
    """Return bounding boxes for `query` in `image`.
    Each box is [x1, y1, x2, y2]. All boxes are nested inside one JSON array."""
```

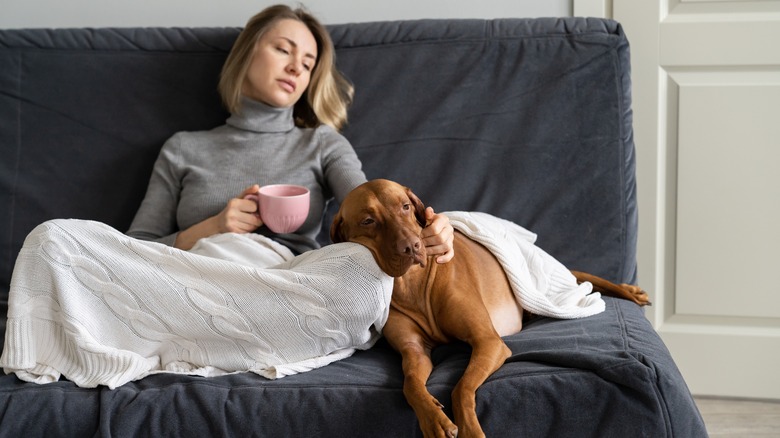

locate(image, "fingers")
[[421, 208, 455, 264], [424, 205, 436, 227], [219, 197, 263, 233], [435, 246, 455, 264], [240, 184, 261, 198]]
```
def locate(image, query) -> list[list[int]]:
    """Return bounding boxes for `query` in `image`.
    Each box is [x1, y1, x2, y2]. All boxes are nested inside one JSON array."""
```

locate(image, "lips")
[[278, 78, 296, 93]]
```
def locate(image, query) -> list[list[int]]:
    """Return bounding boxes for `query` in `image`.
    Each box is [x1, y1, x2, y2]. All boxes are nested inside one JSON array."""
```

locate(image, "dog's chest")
[[390, 262, 451, 343]]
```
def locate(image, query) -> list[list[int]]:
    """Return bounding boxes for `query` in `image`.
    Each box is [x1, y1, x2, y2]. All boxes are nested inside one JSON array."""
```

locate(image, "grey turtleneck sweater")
[[126, 98, 366, 254]]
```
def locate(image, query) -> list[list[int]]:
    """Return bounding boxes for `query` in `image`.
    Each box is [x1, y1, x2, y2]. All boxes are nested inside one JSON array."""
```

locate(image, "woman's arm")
[[319, 127, 368, 203], [173, 185, 263, 250], [126, 136, 185, 246]]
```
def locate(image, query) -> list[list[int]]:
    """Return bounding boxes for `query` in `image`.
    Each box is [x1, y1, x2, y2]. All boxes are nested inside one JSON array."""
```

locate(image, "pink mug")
[[246, 184, 310, 234]]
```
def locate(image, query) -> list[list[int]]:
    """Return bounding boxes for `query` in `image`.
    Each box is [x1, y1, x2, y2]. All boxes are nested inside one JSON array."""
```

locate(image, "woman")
[[0, 4, 453, 388], [127, 4, 454, 262]]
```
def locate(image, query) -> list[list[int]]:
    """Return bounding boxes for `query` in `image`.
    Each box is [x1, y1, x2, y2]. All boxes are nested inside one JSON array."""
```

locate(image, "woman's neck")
[[226, 97, 295, 133]]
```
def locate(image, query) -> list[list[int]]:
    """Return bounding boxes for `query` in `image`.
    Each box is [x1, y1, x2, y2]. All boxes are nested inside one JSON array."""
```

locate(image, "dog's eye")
[[361, 218, 375, 226], [403, 203, 411, 211]]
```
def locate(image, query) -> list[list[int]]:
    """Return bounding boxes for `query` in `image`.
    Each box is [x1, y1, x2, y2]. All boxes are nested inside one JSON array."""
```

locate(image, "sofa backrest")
[[0, 18, 637, 328]]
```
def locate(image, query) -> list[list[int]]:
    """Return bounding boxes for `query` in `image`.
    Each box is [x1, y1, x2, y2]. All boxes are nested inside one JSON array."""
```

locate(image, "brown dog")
[[331, 179, 650, 438]]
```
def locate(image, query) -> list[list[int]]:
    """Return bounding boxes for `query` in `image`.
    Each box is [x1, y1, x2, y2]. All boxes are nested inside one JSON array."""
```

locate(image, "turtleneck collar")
[[226, 97, 295, 133]]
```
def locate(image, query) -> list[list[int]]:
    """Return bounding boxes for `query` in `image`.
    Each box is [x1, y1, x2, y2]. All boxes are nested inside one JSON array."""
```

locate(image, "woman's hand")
[[215, 185, 265, 233], [173, 185, 263, 250], [421, 207, 455, 264]]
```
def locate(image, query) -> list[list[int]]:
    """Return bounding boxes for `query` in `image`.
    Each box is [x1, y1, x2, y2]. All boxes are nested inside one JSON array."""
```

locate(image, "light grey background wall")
[[0, 0, 572, 28]]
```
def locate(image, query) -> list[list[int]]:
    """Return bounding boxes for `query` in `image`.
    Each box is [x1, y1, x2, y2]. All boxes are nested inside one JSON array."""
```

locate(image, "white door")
[[575, 0, 780, 399]]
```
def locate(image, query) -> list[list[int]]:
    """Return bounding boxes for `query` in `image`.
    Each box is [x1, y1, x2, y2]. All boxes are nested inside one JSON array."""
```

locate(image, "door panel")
[[676, 78, 780, 319]]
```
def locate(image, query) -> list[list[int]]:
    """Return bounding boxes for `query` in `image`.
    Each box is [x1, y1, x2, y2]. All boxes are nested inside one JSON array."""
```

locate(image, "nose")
[[397, 236, 421, 258], [286, 59, 303, 76]]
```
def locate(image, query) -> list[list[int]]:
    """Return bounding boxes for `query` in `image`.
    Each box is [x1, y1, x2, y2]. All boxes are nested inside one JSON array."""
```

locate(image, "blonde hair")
[[218, 4, 354, 131]]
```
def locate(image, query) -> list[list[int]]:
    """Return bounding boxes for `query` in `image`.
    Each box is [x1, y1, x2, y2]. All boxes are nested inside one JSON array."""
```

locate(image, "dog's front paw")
[[418, 413, 458, 438], [416, 396, 458, 438]]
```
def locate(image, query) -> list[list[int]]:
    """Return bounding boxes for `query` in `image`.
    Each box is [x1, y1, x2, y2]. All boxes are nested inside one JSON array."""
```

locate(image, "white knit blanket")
[[1, 213, 603, 389], [446, 211, 604, 319], [0, 220, 394, 388]]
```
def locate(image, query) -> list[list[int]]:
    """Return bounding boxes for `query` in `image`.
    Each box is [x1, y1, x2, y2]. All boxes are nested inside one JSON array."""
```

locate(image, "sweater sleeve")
[[317, 126, 367, 203], [126, 134, 184, 245]]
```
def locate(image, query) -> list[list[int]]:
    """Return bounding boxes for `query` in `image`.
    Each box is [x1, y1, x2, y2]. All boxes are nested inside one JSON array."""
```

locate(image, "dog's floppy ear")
[[405, 187, 427, 227], [330, 212, 346, 243]]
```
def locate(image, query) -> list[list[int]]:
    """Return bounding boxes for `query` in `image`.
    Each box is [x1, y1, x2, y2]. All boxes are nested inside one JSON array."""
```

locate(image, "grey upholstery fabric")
[[0, 19, 705, 437]]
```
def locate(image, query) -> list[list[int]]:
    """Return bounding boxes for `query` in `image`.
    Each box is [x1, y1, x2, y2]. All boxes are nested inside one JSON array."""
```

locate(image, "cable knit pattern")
[[1, 219, 393, 388]]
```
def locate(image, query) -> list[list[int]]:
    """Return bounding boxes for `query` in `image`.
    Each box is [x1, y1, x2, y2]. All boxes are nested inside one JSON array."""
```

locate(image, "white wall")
[[0, 0, 571, 29]]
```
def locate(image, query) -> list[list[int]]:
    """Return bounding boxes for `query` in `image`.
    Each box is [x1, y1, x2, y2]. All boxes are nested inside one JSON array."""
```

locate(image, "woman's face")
[[242, 19, 318, 108]]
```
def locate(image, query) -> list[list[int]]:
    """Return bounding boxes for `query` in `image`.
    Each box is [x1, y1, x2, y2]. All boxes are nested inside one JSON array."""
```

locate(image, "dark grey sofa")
[[0, 18, 707, 437]]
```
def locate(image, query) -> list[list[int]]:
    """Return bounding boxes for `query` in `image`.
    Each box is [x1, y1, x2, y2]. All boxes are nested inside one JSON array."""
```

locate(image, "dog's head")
[[331, 179, 428, 277]]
